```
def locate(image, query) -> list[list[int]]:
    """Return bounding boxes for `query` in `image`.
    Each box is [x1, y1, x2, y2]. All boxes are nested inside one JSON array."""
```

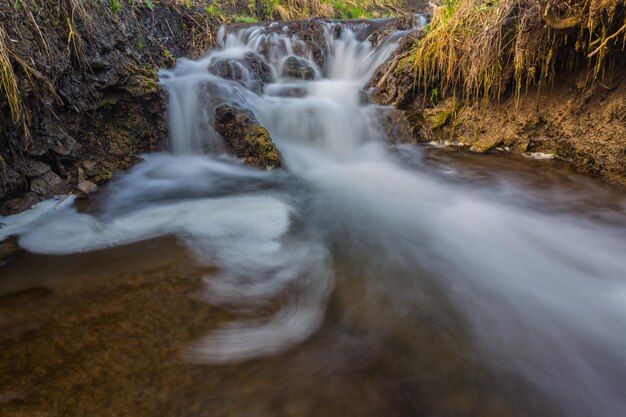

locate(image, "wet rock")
[[86, 165, 114, 184], [48, 134, 77, 156], [0, 193, 40, 216], [470, 135, 502, 153], [0, 165, 25, 200], [287, 21, 328, 69], [77, 180, 98, 195], [0, 3, 188, 214], [208, 52, 273, 92], [121, 65, 161, 97], [269, 86, 308, 98], [255, 20, 329, 68], [214, 104, 281, 170], [82, 160, 98, 170], [361, 15, 425, 45], [30, 171, 64, 196], [243, 53, 273, 84], [378, 108, 415, 143], [282, 56, 315, 80], [21, 160, 52, 178]]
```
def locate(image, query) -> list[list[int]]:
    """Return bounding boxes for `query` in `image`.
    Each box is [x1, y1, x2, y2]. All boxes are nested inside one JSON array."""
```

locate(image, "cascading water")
[[1, 17, 625, 417]]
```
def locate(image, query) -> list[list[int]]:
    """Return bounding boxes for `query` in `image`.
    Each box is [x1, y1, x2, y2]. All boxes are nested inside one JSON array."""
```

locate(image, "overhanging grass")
[[405, 0, 626, 104]]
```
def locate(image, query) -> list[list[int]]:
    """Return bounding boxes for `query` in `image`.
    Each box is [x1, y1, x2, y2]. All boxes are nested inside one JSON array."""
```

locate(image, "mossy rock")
[[424, 98, 458, 130], [244, 127, 281, 169], [470, 135, 501, 153], [122, 64, 160, 96], [214, 104, 282, 170]]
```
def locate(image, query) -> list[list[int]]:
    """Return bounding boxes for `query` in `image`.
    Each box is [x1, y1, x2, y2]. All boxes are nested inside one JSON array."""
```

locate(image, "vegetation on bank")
[[0, 0, 402, 133], [404, 0, 626, 103]]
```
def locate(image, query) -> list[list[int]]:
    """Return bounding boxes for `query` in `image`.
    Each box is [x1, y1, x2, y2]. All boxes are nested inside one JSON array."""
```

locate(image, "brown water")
[[1, 147, 624, 417]]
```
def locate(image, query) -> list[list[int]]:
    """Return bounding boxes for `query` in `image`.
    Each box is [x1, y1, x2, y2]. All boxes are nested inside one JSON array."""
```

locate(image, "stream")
[[1, 18, 626, 417]]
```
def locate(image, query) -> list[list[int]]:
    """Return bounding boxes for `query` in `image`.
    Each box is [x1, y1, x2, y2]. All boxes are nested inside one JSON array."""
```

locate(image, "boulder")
[[214, 104, 281, 170], [208, 52, 273, 92], [30, 171, 64, 196], [378, 108, 415, 143], [282, 56, 315, 80], [77, 180, 98, 195], [48, 134, 77, 156]]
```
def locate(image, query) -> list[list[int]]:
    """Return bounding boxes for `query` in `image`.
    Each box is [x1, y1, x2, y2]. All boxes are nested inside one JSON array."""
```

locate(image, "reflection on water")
[[1, 18, 626, 417]]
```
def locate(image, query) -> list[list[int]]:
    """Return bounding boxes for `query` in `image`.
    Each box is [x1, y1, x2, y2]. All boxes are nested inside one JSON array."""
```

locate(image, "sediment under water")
[[1, 18, 626, 417]]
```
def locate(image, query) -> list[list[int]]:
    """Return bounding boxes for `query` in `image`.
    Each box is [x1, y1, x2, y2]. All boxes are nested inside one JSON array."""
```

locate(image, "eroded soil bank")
[[0, 2, 219, 214], [370, 49, 626, 184], [367, 1, 625, 185]]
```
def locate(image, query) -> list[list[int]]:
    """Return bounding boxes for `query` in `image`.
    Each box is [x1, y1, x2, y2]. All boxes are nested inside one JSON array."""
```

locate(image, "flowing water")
[[1, 18, 626, 417]]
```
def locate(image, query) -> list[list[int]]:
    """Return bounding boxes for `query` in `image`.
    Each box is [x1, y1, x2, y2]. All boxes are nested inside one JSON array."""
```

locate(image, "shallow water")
[[1, 18, 626, 417]]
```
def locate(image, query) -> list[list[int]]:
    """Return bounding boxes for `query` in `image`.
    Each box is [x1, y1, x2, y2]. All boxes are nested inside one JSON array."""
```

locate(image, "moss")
[[244, 127, 281, 169], [96, 93, 124, 109], [86, 165, 114, 183], [469, 135, 500, 153], [425, 110, 451, 129], [122, 64, 160, 96], [424, 97, 458, 129]]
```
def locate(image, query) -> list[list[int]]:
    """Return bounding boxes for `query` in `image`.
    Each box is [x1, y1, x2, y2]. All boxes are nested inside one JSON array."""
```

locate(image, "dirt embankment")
[[448, 65, 626, 184], [368, 0, 626, 185], [0, 1, 223, 215]]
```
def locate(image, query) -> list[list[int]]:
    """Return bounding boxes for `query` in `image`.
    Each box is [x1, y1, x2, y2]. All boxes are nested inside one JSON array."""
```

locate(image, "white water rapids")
[[2, 18, 626, 417]]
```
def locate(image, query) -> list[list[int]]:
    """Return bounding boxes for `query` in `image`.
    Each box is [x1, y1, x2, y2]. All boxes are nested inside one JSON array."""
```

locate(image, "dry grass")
[[406, 0, 626, 103], [0, 26, 21, 124], [0, 0, 103, 127]]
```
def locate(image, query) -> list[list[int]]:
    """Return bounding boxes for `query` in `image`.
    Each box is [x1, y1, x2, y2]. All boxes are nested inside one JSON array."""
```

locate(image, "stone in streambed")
[[213, 104, 281, 170], [378, 108, 415, 144], [282, 56, 315, 80], [208, 52, 273, 93], [77, 181, 98, 195]]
